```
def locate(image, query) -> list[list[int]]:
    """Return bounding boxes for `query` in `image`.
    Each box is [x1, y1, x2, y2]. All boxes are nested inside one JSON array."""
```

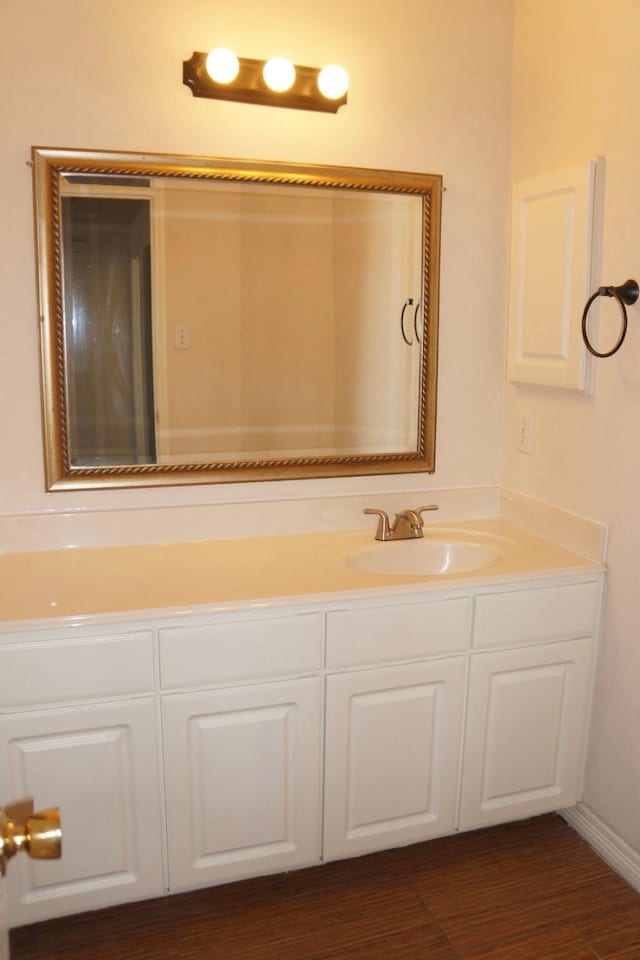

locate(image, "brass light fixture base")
[[182, 52, 348, 113]]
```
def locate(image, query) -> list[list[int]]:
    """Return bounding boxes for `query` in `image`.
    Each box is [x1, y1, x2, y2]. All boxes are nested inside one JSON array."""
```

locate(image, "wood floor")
[[11, 815, 640, 960]]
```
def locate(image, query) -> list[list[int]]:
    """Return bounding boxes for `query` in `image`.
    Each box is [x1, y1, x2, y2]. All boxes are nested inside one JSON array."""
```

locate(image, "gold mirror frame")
[[32, 147, 442, 490]]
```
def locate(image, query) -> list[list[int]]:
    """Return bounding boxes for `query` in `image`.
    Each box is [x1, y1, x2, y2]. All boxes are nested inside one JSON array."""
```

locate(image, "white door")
[[0, 700, 164, 925], [0, 799, 63, 959], [162, 676, 322, 891], [324, 657, 466, 861], [459, 637, 593, 830], [0, 871, 8, 960]]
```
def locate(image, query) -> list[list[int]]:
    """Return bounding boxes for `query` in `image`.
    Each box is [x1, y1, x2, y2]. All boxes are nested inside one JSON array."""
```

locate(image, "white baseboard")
[[561, 803, 640, 894]]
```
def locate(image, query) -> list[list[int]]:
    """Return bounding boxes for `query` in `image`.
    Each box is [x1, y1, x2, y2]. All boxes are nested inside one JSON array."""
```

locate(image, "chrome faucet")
[[363, 504, 439, 541]]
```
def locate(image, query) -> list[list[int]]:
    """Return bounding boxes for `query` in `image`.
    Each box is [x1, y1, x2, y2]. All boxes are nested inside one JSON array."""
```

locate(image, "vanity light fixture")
[[183, 50, 349, 113]]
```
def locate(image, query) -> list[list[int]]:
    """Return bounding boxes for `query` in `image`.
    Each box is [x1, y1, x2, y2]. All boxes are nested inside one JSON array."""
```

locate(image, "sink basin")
[[347, 537, 502, 576]]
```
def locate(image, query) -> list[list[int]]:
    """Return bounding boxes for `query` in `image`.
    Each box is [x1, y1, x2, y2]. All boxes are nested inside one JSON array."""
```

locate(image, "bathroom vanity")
[[0, 519, 604, 926]]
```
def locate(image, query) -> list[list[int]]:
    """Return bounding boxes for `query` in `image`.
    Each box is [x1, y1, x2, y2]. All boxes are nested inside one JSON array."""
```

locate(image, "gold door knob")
[[0, 800, 62, 875]]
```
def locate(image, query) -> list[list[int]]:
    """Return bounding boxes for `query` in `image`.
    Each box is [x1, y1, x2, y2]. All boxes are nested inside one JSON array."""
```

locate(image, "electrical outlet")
[[174, 325, 190, 349], [517, 415, 533, 455]]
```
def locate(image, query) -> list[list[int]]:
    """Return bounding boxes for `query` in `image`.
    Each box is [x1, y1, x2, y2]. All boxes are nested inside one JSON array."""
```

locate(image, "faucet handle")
[[363, 508, 391, 541], [415, 504, 439, 520]]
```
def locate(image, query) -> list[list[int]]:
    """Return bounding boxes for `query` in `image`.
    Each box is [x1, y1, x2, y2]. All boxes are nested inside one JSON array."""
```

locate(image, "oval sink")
[[347, 538, 501, 576]]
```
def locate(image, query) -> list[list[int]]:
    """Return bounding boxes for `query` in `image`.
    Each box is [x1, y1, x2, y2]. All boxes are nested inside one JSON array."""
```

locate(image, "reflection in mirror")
[[33, 149, 442, 489], [62, 195, 156, 465]]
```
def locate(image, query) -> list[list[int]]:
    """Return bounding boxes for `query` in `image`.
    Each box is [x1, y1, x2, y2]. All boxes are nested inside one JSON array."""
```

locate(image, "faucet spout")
[[391, 510, 424, 540]]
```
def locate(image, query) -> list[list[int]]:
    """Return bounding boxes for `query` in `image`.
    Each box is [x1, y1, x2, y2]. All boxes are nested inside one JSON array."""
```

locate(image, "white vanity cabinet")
[[0, 570, 604, 927], [323, 596, 471, 859], [324, 657, 466, 860], [459, 637, 593, 830], [0, 627, 164, 925], [459, 579, 602, 831], [158, 611, 324, 892], [162, 677, 322, 891]]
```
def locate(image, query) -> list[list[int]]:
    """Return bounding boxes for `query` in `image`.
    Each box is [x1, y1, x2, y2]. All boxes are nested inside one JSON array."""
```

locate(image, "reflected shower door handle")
[[400, 298, 414, 345], [413, 300, 422, 344]]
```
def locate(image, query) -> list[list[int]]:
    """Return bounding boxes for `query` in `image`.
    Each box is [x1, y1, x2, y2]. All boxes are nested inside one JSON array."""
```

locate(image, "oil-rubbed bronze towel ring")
[[581, 279, 639, 358]]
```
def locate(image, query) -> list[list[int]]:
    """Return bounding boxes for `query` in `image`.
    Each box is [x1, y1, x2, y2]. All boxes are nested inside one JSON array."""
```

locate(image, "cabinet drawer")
[[473, 580, 601, 650], [0, 631, 155, 708], [326, 597, 471, 669], [159, 612, 322, 689]]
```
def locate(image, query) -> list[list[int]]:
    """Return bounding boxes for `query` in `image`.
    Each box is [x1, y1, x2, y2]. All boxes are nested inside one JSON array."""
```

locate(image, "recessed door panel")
[[324, 658, 465, 860], [0, 700, 163, 925], [191, 706, 290, 858], [460, 638, 593, 829], [162, 677, 321, 890]]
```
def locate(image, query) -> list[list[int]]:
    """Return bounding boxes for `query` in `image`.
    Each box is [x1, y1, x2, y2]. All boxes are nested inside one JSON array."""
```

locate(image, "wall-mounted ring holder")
[[581, 279, 639, 358]]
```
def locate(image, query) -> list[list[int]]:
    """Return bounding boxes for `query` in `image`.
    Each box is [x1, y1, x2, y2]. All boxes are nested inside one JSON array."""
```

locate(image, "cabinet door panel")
[[0, 699, 163, 925], [163, 677, 321, 891], [459, 637, 593, 830], [324, 658, 465, 860]]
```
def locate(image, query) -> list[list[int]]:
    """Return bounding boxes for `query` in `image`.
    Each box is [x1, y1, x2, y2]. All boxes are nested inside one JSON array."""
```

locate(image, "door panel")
[[0, 873, 7, 960], [324, 657, 466, 860], [162, 677, 322, 891], [0, 700, 163, 925], [459, 637, 593, 829]]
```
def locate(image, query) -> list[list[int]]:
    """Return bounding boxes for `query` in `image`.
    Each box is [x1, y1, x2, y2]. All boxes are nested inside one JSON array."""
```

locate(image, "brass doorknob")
[[0, 800, 62, 875]]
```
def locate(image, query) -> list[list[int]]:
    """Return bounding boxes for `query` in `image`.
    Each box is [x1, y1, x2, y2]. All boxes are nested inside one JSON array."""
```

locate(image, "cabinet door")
[[0, 699, 164, 925], [459, 637, 593, 830], [162, 677, 322, 891], [324, 658, 466, 861]]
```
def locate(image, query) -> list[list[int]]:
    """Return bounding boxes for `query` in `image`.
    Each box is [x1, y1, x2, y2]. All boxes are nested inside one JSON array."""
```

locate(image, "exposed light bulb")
[[263, 57, 296, 92], [205, 48, 240, 84], [317, 65, 349, 100]]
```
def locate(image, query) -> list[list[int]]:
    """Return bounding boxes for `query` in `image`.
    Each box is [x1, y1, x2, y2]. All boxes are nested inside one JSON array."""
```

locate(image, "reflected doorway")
[[62, 196, 156, 465]]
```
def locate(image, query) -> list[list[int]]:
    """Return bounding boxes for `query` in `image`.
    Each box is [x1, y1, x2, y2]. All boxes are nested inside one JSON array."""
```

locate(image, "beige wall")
[[160, 185, 244, 454], [504, 0, 640, 852], [0, 0, 512, 513], [159, 185, 336, 456]]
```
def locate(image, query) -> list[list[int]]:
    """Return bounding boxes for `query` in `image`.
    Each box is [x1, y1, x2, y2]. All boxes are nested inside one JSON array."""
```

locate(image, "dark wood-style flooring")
[[11, 815, 640, 960]]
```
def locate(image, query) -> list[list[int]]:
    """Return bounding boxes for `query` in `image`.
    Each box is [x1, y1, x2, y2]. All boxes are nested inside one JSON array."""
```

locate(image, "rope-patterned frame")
[[36, 149, 441, 488]]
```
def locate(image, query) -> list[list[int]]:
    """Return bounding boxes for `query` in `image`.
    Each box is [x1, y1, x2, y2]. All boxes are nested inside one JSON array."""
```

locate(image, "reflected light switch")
[[174, 326, 190, 349]]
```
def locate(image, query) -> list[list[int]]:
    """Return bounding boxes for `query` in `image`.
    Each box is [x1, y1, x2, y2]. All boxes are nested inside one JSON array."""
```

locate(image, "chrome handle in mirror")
[[400, 298, 414, 345], [413, 300, 422, 343]]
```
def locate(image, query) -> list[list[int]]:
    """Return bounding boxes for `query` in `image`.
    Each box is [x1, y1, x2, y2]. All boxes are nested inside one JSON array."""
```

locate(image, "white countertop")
[[0, 519, 605, 628]]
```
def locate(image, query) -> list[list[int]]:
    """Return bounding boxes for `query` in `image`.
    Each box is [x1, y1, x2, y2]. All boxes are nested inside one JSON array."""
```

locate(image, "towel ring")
[[581, 279, 639, 358]]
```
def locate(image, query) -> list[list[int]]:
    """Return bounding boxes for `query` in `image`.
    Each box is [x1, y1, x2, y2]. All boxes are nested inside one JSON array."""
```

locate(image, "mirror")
[[32, 148, 442, 489]]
